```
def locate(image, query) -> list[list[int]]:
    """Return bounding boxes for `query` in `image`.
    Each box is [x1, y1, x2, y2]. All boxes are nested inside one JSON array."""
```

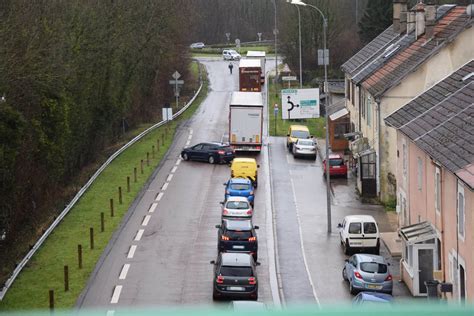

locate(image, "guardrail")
[[0, 81, 204, 301]]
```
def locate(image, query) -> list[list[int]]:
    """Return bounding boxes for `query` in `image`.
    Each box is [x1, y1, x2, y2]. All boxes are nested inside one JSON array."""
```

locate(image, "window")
[[334, 120, 350, 140], [360, 89, 366, 119], [417, 157, 423, 191], [346, 78, 351, 101], [363, 222, 377, 234], [219, 266, 253, 277], [351, 83, 355, 106], [367, 95, 372, 127], [402, 141, 408, 179], [348, 222, 362, 234], [435, 167, 441, 212], [457, 182, 465, 239], [436, 238, 442, 270], [360, 262, 388, 273]]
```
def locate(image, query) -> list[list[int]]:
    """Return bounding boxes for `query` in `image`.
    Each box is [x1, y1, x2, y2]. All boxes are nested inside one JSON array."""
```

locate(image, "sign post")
[[169, 71, 184, 110], [273, 103, 279, 135], [282, 76, 297, 88]]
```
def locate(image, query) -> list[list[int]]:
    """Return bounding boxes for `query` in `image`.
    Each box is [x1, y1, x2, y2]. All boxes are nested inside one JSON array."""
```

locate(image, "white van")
[[223, 49, 241, 61], [338, 215, 380, 255]]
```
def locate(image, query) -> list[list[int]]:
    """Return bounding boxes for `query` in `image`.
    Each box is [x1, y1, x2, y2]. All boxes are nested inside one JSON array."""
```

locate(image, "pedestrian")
[[228, 62, 233, 74]]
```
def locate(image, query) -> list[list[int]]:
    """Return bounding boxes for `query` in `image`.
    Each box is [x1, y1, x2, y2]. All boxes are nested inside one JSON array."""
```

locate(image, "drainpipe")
[[376, 99, 382, 198]]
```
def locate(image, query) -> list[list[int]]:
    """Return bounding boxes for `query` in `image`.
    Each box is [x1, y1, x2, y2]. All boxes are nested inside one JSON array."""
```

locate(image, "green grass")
[[0, 62, 208, 310], [267, 77, 325, 138]]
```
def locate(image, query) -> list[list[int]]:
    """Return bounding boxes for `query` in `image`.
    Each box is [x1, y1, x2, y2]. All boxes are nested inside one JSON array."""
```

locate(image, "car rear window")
[[360, 262, 388, 274], [348, 222, 362, 234], [221, 146, 233, 151], [219, 266, 253, 277], [291, 130, 309, 138], [364, 222, 377, 234], [230, 183, 250, 190], [226, 230, 252, 240], [329, 158, 344, 166], [298, 140, 314, 146], [225, 201, 250, 209]]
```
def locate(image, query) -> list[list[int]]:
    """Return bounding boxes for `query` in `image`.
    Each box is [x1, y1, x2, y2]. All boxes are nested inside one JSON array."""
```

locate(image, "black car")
[[181, 142, 235, 164], [216, 219, 258, 260], [210, 252, 259, 300]]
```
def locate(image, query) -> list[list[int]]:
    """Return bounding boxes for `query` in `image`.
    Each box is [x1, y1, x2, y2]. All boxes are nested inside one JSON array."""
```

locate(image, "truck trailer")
[[239, 59, 262, 92], [246, 51, 266, 85], [229, 92, 263, 152]]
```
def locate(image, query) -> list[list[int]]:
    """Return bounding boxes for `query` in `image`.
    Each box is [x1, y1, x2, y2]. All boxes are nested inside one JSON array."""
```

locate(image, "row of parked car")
[[181, 143, 262, 301]]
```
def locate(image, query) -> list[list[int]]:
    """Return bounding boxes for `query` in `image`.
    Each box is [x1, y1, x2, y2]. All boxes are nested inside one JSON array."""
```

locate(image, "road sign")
[[162, 107, 173, 121], [257, 32, 262, 42], [172, 71, 181, 80], [226, 32, 231, 42], [168, 80, 184, 85], [282, 76, 297, 81], [235, 38, 240, 48], [281, 88, 320, 119], [318, 49, 329, 66]]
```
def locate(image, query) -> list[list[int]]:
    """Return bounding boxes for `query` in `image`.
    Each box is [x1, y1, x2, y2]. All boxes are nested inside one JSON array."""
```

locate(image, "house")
[[384, 61, 473, 300], [341, 1, 473, 201]]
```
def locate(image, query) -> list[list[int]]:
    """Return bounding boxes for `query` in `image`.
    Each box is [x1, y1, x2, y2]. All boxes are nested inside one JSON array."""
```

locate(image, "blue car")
[[224, 178, 255, 205], [352, 292, 393, 305]]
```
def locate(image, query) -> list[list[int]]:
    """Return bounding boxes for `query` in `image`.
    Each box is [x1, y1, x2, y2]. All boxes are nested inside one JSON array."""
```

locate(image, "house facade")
[[385, 61, 473, 300], [341, 1, 473, 202]]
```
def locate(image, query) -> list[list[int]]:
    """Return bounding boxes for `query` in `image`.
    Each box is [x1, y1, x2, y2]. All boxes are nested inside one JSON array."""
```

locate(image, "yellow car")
[[230, 158, 259, 188], [286, 125, 311, 151]]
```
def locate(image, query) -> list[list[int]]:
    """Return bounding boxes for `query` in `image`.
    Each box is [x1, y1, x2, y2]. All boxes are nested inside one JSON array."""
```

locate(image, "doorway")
[[460, 265, 466, 301], [418, 248, 434, 294]]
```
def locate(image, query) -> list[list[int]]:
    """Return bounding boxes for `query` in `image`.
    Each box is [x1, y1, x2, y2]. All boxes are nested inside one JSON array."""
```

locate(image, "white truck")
[[246, 51, 266, 85], [229, 92, 263, 152]]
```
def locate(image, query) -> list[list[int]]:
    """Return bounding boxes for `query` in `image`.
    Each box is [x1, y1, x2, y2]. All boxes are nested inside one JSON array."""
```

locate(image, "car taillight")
[[216, 275, 224, 284], [248, 277, 256, 285], [354, 271, 363, 279], [246, 210, 253, 215], [385, 274, 393, 281], [221, 235, 230, 241], [223, 210, 229, 215], [218, 150, 225, 155], [248, 237, 256, 242]]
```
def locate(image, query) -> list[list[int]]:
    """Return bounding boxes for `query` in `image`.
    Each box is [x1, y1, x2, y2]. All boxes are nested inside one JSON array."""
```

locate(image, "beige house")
[[385, 61, 473, 300], [341, 1, 473, 202]]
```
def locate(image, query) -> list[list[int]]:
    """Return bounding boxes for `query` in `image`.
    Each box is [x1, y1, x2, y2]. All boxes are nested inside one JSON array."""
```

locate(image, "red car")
[[323, 154, 348, 178]]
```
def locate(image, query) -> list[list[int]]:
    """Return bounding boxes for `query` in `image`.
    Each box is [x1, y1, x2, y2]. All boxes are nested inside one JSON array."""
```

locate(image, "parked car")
[[229, 301, 267, 311], [286, 125, 311, 151], [190, 42, 205, 49], [224, 178, 255, 205], [216, 218, 258, 260], [223, 49, 241, 60], [181, 142, 235, 164], [292, 138, 317, 159], [323, 154, 348, 178], [210, 252, 259, 300], [221, 196, 253, 218], [230, 158, 259, 188], [338, 215, 380, 255], [352, 291, 393, 305], [343, 254, 393, 295]]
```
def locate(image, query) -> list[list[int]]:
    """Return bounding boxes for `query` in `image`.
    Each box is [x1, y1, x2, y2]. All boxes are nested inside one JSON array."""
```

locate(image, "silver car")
[[343, 254, 393, 295], [292, 138, 317, 159]]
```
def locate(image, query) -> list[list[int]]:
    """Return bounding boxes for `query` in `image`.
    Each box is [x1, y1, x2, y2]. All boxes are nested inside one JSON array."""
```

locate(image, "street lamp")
[[287, 0, 303, 88], [291, 0, 332, 233], [272, 0, 278, 81]]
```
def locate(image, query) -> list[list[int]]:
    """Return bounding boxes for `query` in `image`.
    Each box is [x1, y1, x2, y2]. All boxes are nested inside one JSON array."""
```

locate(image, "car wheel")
[[253, 180, 258, 188], [252, 293, 258, 301], [182, 153, 189, 161], [212, 290, 219, 301], [349, 281, 358, 295], [342, 267, 348, 281], [344, 240, 351, 255], [208, 156, 215, 164], [374, 245, 380, 255]]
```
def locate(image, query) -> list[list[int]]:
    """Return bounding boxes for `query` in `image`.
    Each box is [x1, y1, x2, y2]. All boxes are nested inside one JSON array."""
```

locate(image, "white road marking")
[[176, 158, 181, 165], [189, 129, 193, 134], [142, 215, 151, 226], [171, 166, 178, 173], [110, 285, 122, 304], [119, 264, 130, 280], [162, 182, 169, 191], [106, 310, 115, 316], [188, 134, 192, 140], [167, 174, 173, 182], [185, 140, 190, 146], [290, 177, 321, 307], [127, 245, 137, 259], [134, 229, 144, 241], [155, 192, 164, 201], [148, 202, 158, 213]]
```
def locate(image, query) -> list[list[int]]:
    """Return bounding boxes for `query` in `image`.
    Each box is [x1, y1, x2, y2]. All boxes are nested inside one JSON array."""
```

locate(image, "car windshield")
[[348, 222, 361, 234], [225, 201, 249, 209], [329, 158, 344, 166], [219, 266, 253, 277], [360, 262, 388, 274], [230, 183, 250, 190], [298, 140, 314, 146], [291, 130, 309, 138], [364, 222, 377, 234], [226, 230, 252, 240]]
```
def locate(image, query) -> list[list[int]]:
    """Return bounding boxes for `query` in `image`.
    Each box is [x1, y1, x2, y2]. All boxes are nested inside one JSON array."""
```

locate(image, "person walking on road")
[[228, 62, 233, 74]]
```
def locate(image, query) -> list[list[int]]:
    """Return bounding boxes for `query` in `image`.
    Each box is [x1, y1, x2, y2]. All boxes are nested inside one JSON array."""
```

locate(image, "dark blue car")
[[224, 178, 255, 205]]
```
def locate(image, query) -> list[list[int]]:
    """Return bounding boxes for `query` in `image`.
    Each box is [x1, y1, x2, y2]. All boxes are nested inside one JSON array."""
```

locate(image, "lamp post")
[[272, 0, 278, 82], [291, 0, 331, 233], [287, 0, 303, 88]]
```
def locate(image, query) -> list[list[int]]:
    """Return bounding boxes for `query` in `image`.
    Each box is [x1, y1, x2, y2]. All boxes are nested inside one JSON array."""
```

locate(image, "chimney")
[[407, 10, 416, 34], [415, 2, 426, 39], [393, 0, 408, 34], [425, 1, 437, 40], [400, 10, 408, 34]]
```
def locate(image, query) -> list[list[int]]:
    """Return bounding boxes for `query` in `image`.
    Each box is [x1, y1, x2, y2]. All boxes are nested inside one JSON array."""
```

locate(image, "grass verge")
[[0, 61, 208, 310], [267, 77, 325, 138]]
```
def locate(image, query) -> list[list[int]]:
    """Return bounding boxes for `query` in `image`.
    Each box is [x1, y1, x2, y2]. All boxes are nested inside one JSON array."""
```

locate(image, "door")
[[418, 248, 434, 294], [190, 144, 203, 160], [460, 265, 466, 301], [360, 152, 376, 197]]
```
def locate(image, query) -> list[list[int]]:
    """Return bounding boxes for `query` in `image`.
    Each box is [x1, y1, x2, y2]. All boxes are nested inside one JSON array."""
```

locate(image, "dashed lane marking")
[[110, 285, 122, 304], [185, 140, 190, 146], [162, 182, 169, 191], [127, 245, 137, 259], [106, 310, 115, 316], [134, 229, 144, 241], [166, 174, 173, 182], [176, 158, 181, 166], [171, 166, 178, 173], [148, 202, 158, 213], [155, 192, 164, 201], [119, 264, 130, 280], [142, 215, 151, 226]]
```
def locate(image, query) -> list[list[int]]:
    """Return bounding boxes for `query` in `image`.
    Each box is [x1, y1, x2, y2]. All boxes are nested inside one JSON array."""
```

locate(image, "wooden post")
[[64, 265, 69, 292], [134, 167, 137, 183], [78, 244, 83, 269], [157, 139, 160, 150], [140, 160, 144, 174], [127, 176, 130, 192], [161, 133, 164, 146], [110, 198, 114, 217], [152, 145, 155, 158], [49, 289, 54, 311], [146, 152, 150, 166], [100, 212, 105, 232], [90, 227, 94, 250], [118, 186, 122, 204]]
